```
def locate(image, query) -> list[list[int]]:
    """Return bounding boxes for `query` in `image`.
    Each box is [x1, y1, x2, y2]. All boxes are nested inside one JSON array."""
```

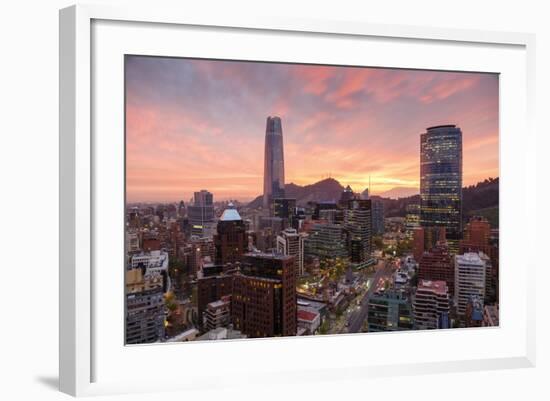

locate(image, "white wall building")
[[413, 279, 450, 330], [276, 228, 306, 276], [130, 250, 169, 276], [454, 252, 486, 316]]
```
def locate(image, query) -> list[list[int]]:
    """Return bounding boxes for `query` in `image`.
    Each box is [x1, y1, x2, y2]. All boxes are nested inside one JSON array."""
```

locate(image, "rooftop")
[[220, 205, 242, 221], [426, 124, 457, 131], [418, 279, 448, 295], [297, 309, 319, 322], [456, 252, 485, 266]]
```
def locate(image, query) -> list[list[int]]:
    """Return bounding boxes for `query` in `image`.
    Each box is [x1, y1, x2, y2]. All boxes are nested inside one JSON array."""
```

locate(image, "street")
[[342, 259, 395, 333]]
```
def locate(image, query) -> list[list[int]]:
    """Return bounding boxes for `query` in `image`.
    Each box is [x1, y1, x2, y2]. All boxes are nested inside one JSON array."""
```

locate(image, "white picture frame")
[[59, 4, 536, 397]]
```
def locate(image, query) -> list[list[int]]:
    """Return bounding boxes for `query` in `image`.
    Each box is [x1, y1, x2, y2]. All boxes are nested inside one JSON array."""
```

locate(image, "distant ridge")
[[377, 187, 419, 199], [247, 178, 344, 208], [247, 177, 499, 221]]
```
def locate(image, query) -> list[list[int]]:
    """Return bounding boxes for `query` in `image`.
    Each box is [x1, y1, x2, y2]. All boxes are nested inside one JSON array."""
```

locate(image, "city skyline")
[[126, 56, 499, 202]]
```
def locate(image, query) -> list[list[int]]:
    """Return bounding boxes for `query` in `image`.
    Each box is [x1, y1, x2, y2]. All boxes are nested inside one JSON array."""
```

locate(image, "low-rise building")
[[368, 288, 414, 332], [482, 304, 499, 327], [297, 308, 321, 334]]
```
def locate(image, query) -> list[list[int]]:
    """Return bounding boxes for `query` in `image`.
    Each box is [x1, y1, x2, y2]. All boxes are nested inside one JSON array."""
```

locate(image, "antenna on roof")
[[369, 175, 371, 195]]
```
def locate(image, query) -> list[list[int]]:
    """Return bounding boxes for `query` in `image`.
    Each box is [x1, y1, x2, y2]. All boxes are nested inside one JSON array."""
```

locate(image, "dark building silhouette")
[[263, 116, 285, 211], [273, 197, 296, 222], [339, 185, 356, 206], [197, 264, 236, 330], [214, 203, 246, 265], [232, 253, 297, 337]]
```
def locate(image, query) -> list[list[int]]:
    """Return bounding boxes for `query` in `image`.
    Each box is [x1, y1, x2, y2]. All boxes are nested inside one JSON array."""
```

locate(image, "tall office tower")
[[232, 253, 297, 337], [367, 288, 414, 332], [276, 228, 306, 277], [125, 269, 165, 344], [214, 202, 246, 265], [418, 244, 455, 296], [187, 190, 215, 238], [263, 116, 285, 211], [454, 253, 487, 316], [343, 199, 373, 265], [372, 200, 385, 235], [413, 279, 451, 330], [420, 125, 463, 244]]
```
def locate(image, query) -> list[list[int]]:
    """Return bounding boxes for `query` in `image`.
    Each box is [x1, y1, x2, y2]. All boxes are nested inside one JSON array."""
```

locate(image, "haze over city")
[[125, 56, 498, 202]]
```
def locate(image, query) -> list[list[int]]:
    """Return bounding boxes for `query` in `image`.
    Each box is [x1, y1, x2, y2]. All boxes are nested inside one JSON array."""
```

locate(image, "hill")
[[247, 177, 499, 222], [247, 178, 344, 209]]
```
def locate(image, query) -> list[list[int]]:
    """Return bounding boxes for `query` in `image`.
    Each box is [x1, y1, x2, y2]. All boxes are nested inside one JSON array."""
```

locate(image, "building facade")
[[344, 199, 373, 265], [413, 279, 451, 330], [304, 222, 348, 261], [276, 228, 306, 277], [368, 289, 414, 332], [454, 252, 487, 316], [232, 253, 297, 337], [420, 125, 463, 242], [187, 190, 215, 238], [214, 203, 246, 265], [263, 116, 285, 211], [418, 244, 454, 296], [126, 269, 165, 344]]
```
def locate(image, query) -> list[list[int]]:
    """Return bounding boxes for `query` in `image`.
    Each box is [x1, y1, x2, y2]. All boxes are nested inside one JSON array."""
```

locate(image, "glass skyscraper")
[[263, 116, 285, 211], [420, 125, 463, 241]]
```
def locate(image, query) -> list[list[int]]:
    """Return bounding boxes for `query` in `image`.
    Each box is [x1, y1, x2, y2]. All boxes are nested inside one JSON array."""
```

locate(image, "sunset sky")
[[125, 56, 499, 203]]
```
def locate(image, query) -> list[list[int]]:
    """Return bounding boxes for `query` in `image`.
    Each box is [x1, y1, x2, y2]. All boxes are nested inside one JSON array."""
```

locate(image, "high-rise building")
[[454, 252, 487, 316], [126, 269, 165, 344], [420, 125, 463, 242], [187, 190, 215, 238], [413, 279, 450, 330], [276, 228, 306, 277], [214, 203, 246, 265], [372, 200, 385, 235], [232, 253, 297, 337], [367, 288, 414, 332], [343, 199, 373, 265], [263, 116, 285, 211], [418, 244, 454, 296]]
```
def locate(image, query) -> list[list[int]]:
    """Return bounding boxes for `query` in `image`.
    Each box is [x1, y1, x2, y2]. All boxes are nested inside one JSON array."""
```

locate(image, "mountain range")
[[247, 177, 499, 226]]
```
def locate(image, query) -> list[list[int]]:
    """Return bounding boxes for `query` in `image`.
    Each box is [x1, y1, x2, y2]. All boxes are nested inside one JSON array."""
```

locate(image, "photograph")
[[124, 56, 500, 344]]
